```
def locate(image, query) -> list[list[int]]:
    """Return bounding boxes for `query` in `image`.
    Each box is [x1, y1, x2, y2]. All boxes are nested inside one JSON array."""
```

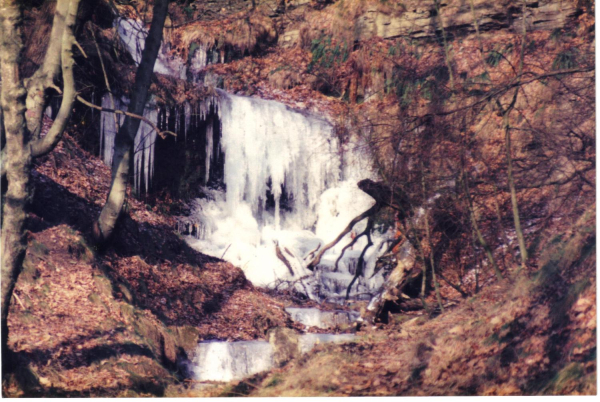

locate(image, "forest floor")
[[2, 118, 596, 397]]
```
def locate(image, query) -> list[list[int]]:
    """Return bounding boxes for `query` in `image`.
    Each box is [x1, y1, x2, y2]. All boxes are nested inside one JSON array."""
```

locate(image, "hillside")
[[1, 0, 596, 397]]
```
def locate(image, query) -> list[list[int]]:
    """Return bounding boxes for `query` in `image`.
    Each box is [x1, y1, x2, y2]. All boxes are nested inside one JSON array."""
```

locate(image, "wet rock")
[[267, 327, 300, 367]]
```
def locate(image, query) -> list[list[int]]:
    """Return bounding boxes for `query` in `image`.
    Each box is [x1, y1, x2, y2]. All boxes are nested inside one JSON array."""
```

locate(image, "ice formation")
[[117, 18, 187, 79], [190, 334, 356, 382], [99, 93, 159, 194], [285, 307, 361, 329], [184, 91, 391, 301], [191, 340, 274, 382], [216, 89, 341, 228]]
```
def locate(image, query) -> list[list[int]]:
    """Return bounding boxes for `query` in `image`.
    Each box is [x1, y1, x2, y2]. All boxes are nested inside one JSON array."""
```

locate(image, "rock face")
[[279, 0, 580, 47], [354, 0, 579, 41]]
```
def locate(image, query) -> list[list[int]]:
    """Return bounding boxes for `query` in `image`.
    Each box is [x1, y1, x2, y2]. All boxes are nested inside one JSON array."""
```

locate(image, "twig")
[[346, 216, 375, 300], [13, 293, 26, 310], [220, 243, 232, 259], [74, 40, 87, 58]]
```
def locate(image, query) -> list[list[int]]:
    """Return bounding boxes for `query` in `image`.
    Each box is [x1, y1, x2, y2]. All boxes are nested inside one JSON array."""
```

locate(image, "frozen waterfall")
[[217, 89, 341, 229], [184, 92, 391, 301], [107, 16, 391, 300]]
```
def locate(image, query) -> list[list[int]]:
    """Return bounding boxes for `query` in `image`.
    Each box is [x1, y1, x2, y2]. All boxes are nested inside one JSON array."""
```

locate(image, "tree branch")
[[24, 0, 71, 139], [75, 95, 175, 139], [30, 0, 80, 159], [307, 202, 381, 270]]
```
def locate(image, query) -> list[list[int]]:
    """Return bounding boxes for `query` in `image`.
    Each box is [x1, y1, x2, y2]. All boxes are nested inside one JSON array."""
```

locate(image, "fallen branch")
[[274, 240, 295, 276], [333, 225, 369, 272], [307, 203, 381, 270]]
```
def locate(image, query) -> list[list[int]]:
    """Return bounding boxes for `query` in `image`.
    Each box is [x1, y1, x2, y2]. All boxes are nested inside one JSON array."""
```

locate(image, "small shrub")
[[552, 49, 578, 70], [485, 50, 503, 67]]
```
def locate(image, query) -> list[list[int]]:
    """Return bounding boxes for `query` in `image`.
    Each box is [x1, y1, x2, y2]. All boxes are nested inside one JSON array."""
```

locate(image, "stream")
[[186, 307, 360, 383]]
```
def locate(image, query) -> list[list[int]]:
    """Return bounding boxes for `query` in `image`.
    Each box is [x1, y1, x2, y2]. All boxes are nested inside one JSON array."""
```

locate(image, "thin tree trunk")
[[0, 0, 31, 374], [504, 112, 528, 269], [421, 173, 443, 313], [94, 0, 169, 243], [434, 0, 455, 91], [90, 27, 120, 135], [24, 0, 71, 139], [462, 170, 504, 281], [500, 0, 529, 271]]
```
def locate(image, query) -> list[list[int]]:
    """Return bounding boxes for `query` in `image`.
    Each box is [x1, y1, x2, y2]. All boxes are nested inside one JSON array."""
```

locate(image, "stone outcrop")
[[267, 327, 301, 367], [279, 0, 581, 47], [355, 0, 579, 41]]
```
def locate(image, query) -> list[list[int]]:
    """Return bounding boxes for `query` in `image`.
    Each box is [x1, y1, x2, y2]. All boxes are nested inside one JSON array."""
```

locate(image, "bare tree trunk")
[[498, 0, 529, 271], [461, 170, 504, 281], [1, 0, 80, 377], [421, 173, 443, 313], [0, 0, 30, 374], [504, 111, 528, 269], [30, 0, 79, 158], [93, 0, 169, 244]]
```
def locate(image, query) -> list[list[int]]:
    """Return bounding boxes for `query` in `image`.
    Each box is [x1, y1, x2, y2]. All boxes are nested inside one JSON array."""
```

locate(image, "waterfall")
[[109, 16, 392, 300], [216, 89, 341, 229]]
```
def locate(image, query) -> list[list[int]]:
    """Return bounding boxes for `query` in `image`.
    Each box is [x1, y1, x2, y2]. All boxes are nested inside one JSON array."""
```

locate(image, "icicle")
[[184, 102, 191, 141], [133, 117, 143, 194], [99, 93, 122, 166], [217, 89, 341, 227], [205, 120, 213, 185]]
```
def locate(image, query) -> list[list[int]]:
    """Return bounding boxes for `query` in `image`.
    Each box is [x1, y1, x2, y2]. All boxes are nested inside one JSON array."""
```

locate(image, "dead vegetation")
[[2, 0, 595, 397]]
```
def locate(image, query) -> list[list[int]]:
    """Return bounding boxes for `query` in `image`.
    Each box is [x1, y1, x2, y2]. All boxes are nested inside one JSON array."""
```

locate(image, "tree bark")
[[24, 0, 71, 139], [1, 0, 31, 375], [30, 0, 79, 158], [93, 0, 169, 244], [1, 0, 81, 377]]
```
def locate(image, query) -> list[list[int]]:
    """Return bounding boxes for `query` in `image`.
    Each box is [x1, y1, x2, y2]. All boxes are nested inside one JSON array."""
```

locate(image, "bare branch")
[[307, 203, 381, 270], [76, 95, 175, 139]]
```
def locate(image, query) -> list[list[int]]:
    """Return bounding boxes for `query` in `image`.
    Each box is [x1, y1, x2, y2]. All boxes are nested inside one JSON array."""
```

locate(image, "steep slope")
[[3, 124, 295, 397]]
